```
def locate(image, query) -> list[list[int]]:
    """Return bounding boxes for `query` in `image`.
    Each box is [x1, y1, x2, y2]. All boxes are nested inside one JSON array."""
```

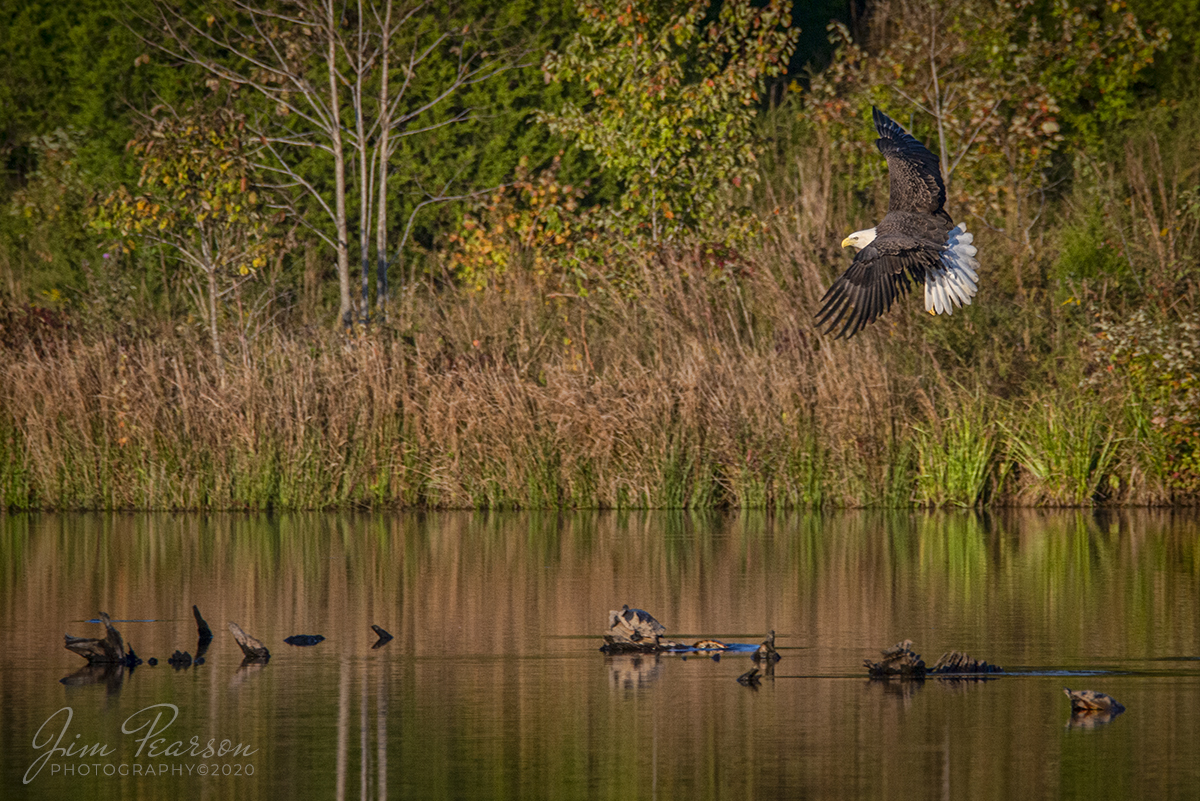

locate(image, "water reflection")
[[0, 510, 1198, 799]]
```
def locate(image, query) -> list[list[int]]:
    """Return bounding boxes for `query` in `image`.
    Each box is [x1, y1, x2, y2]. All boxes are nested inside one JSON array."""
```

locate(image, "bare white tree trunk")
[[375, 0, 393, 319], [326, 0, 353, 328]]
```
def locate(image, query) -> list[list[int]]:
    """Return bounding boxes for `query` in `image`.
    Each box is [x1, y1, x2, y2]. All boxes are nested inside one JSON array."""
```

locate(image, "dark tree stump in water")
[[228, 622, 270, 660], [64, 613, 139, 666], [167, 650, 193, 668]]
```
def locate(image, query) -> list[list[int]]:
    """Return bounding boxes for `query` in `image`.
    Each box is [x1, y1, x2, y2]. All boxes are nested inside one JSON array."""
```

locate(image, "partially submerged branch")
[[228, 621, 271, 661]]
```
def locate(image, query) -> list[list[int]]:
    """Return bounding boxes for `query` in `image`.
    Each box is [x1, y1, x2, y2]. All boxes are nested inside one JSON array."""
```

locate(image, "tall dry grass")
[[0, 250, 899, 510]]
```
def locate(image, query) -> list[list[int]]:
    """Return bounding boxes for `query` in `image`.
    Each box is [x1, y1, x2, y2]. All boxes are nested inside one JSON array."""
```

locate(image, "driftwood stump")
[[64, 613, 139, 666], [228, 622, 270, 661]]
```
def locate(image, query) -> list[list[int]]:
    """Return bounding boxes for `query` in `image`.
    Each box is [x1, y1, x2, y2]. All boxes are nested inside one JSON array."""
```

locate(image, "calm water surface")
[[1, 511, 1198, 800]]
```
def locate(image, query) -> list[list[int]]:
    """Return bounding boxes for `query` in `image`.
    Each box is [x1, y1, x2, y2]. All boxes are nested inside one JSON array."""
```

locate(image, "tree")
[[3, 129, 93, 303], [538, 0, 798, 243], [92, 108, 273, 369], [135, 0, 532, 326]]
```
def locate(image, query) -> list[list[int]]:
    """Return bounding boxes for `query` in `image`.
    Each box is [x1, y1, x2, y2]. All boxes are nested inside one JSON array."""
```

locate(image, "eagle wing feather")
[[815, 236, 943, 339], [873, 107, 945, 216]]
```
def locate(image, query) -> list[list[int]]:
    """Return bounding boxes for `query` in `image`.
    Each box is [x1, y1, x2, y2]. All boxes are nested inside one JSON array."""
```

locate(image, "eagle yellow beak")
[[841, 236, 853, 248]]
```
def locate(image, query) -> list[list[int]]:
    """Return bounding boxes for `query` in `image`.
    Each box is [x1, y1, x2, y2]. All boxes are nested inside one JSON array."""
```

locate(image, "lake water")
[[1, 510, 1198, 800]]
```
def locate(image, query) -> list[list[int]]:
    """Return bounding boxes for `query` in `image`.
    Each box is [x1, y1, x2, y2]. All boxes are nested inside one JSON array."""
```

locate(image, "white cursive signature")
[[24, 703, 257, 784]]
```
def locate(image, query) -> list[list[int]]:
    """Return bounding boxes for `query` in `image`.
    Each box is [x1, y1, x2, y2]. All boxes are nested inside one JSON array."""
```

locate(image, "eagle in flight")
[[815, 107, 980, 338]]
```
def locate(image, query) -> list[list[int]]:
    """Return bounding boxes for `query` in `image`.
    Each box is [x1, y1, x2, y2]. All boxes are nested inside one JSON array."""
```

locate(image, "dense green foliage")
[[538, 0, 797, 241]]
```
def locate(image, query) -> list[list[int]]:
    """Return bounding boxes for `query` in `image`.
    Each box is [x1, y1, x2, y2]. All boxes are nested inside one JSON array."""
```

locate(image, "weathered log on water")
[[64, 613, 139, 666], [228, 622, 270, 660], [193, 605, 214, 643], [167, 650, 193, 669], [930, 650, 1003, 675], [864, 639, 926, 678]]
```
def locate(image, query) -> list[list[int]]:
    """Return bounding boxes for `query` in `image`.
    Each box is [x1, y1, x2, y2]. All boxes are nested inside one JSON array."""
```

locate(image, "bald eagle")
[[815, 107, 979, 338]]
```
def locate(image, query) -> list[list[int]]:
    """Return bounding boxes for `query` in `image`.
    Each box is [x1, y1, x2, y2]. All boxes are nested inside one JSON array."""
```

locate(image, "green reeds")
[[1006, 397, 1121, 506], [913, 396, 998, 508]]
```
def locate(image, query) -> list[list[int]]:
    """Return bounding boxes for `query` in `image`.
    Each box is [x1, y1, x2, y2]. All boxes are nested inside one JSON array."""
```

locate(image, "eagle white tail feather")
[[925, 224, 980, 316]]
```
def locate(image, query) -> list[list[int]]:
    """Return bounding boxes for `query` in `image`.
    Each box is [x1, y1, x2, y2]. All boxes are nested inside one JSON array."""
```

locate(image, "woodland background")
[[2, 0, 1198, 510]]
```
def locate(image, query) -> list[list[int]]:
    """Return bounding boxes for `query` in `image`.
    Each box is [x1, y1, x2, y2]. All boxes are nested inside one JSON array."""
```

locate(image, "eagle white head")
[[841, 228, 877, 250]]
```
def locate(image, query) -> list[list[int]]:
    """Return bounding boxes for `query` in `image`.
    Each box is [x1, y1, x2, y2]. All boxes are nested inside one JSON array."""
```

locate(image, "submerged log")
[[371, 625, 394, 648], [864, 639, 927, 678], [167, 650, 193, 669], [284, 634, 325, 646], [64, 613, 139, 666], [228, 622, 270, 661], [930, 650, 1003, 675], [193, 605, 214, 643]]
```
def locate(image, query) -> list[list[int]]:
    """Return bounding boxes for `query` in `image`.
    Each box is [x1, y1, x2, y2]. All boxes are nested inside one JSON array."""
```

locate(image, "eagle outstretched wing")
[[873, 107, 945, 216], [815, 237, 943, 339]]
